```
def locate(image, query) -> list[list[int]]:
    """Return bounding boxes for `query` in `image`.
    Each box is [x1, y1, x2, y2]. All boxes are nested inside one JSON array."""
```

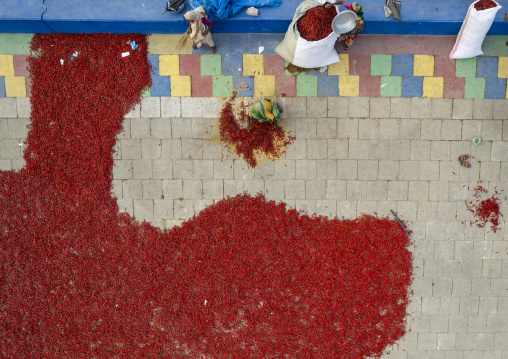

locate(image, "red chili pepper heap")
[[0, 33, 414, 358], [219, 97, 293, 168], [474, 0, 497, 10], [297, 5, 337, 41], [465, 184, 504, 233]]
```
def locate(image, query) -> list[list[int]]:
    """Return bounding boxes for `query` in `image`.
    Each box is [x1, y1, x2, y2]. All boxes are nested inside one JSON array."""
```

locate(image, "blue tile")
[[401, 76, 422, 97], [147, 54, 159, 76], [307, 68, 328, 77], [150, 76, 171, 96], [484, 77, 506, 99], [0, 77, 5, 97], [318, 75, 338, 96], [392, 55, 413, 76], [233, 76, 254, 97], [222, 54, 243, 76], [476, 57, 498, 78]]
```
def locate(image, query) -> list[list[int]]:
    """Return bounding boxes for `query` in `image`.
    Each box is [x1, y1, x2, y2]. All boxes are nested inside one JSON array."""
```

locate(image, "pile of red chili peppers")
[[297, 5, 337, 41], [219, 97, 293, 168], [474, 0, 497, 10], [0, 34, 414, 358], [465, 184, 504, 233]]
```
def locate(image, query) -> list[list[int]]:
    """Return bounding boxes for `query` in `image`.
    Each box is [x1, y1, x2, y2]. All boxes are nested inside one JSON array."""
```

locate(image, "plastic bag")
[[449, 0, 502, 59], [275, 0, 340, 69]]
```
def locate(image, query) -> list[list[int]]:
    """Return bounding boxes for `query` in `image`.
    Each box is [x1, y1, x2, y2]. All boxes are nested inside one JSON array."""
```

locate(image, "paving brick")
[[410, 140, 430, 160], [326, 139, 347, 159], [430, 141, 450, 160], [393, 140, 416, 162], [387, 181, 408, 200], [274, 160, 295, 179], [140, 97, 160, 118], [296, 160, 316, 179], [213, 159, 234, 180], [123, 179, 142, 199], [264, 180, 285, 201], [0, 98, 19, 118], [491, 141, 508, 161], [316, 118, 336, 139], [419, 161, 440, 181], [337, 118, 358, 139], [181, 97, 203, 117], [243, 180, 264, 196], [201, 97, 223, 119], [284, 179, 305, 200], [452, 99, 474, 120], [171, 118, 192, 139], [369, 97, 390, 118], [224, 180, 244, 197], [346, 181, 366, 200], [444, 76, 465, 99], [173, 159, 193, 179], [367, 180, 387, 200], [306, 180, 326, 199], [286, 139, 307, 160], [316, 160, 337, 179], [410, 314, 430, 332], [359, 75, 380, 97], [326, 94, 350, 118], [378, 160, 399, 180], [473, 99, 494, 120], [348, 97, 369, 118], [399, 161, 419, 180], [357, 160, 378, 180], [408, 181, 429, 201], [283, 97, 307, 118], [181, 139, 203, 160], [7, 118, 28, 138], [201, 179, 222, 199], [400, 119, 421, 139], [134, 199, 153, 219], [140, 139, 161, 159], [348, 139, 369, 159], [356, 200, 377, 216], [307, 139, 327, 159], [306, 97, 327, 118], [131, 118, 151, 139], [482, 120, 503, 141], [112, 160, 132, 179], [295, 118, 316, 139], [368, 139, 390, 160], [378, 119, 399, 139], [255, 161, 275, 180], [494, 100, 508, 120], [358, 119, 378, 139], [295, 200, 316, 216], [326, 180, 347, 200], [440, 120, 461, 141], [420, 120, 441, 141]]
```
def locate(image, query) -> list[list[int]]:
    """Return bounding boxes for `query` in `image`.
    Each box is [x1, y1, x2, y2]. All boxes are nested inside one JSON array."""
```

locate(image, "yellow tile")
[[243, 54, 264, 76], [498, 57, 508, 78], [5, 76, 26, 97], [422, 77, 444, 98], [328, 54, 349, 75], [170, 76, 191, 97], [148, 34, 193, 55], [159, 55, 179, 76], [0, 55, 14, 76], [254, 76, 275, 97], [413, 55, 434, 77], [338, 75, 359, 97]]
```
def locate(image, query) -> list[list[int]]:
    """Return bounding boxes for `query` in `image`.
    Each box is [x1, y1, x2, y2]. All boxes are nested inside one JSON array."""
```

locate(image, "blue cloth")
[[188, 0, 281, 20]]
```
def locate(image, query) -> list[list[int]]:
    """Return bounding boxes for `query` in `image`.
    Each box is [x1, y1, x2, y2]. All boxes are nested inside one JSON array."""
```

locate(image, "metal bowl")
[[331, 10, 358, 34]]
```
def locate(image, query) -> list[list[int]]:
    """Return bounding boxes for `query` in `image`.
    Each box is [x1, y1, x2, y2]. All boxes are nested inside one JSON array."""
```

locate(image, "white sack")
[[449, 0, 501, 59]]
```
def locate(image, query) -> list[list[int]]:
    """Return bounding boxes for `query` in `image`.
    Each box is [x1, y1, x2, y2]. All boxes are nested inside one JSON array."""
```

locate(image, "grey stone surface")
[[3, 96, 508, 359]]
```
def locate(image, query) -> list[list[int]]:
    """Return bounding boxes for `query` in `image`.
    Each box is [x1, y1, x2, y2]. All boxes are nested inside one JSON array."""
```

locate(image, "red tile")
[[359, 75, 380, 97], [192, 75, 212, 97], [349, 54, 371, 76], [443, 77, 465, 99], [180, 54, 201, 76], [275, 75, 296, 97], [434, 56, 456, 78], [264, 54, 286, 76], [13, 55, 30, 76]]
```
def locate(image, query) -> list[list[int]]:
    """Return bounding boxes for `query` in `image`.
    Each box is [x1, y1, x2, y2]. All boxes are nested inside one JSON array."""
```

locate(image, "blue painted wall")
[[0, 0, 507, 35]]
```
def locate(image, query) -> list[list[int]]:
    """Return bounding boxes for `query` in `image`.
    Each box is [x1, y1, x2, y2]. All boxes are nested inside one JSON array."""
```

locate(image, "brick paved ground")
[[2, 31, 508, 358], [1, 95, 507, 358]]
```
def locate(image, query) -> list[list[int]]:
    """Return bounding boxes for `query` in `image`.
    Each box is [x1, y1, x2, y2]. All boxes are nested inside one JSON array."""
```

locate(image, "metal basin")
[[331, 10, 358, 34]]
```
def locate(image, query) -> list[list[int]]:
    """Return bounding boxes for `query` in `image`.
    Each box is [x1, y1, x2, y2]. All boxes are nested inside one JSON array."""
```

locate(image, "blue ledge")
[[0, 0, 507, 35]]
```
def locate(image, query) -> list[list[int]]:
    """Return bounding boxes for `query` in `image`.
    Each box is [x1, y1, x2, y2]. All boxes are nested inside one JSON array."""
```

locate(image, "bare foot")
[[192, 44, 197, 49], [211, 46, 216, 54]]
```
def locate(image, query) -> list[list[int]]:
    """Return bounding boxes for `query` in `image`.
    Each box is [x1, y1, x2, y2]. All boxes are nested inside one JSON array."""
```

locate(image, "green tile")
[[284, 60, 306, 76], [141, 87, 151, 97], [371, 55, 392, 76], [455, 57, 477, 78], [212, 75, 233, 97], [296, 76, 317, 97], [0, 34, 32, 54], [482, 36, 508, 57], [380, 76, 402, 97], [464, 77, 485, 99], [201, 54, 222, 76]]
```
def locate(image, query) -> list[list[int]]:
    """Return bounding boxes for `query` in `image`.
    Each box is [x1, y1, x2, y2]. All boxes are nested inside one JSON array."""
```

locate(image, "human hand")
[[203, 29, 210, 35]]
